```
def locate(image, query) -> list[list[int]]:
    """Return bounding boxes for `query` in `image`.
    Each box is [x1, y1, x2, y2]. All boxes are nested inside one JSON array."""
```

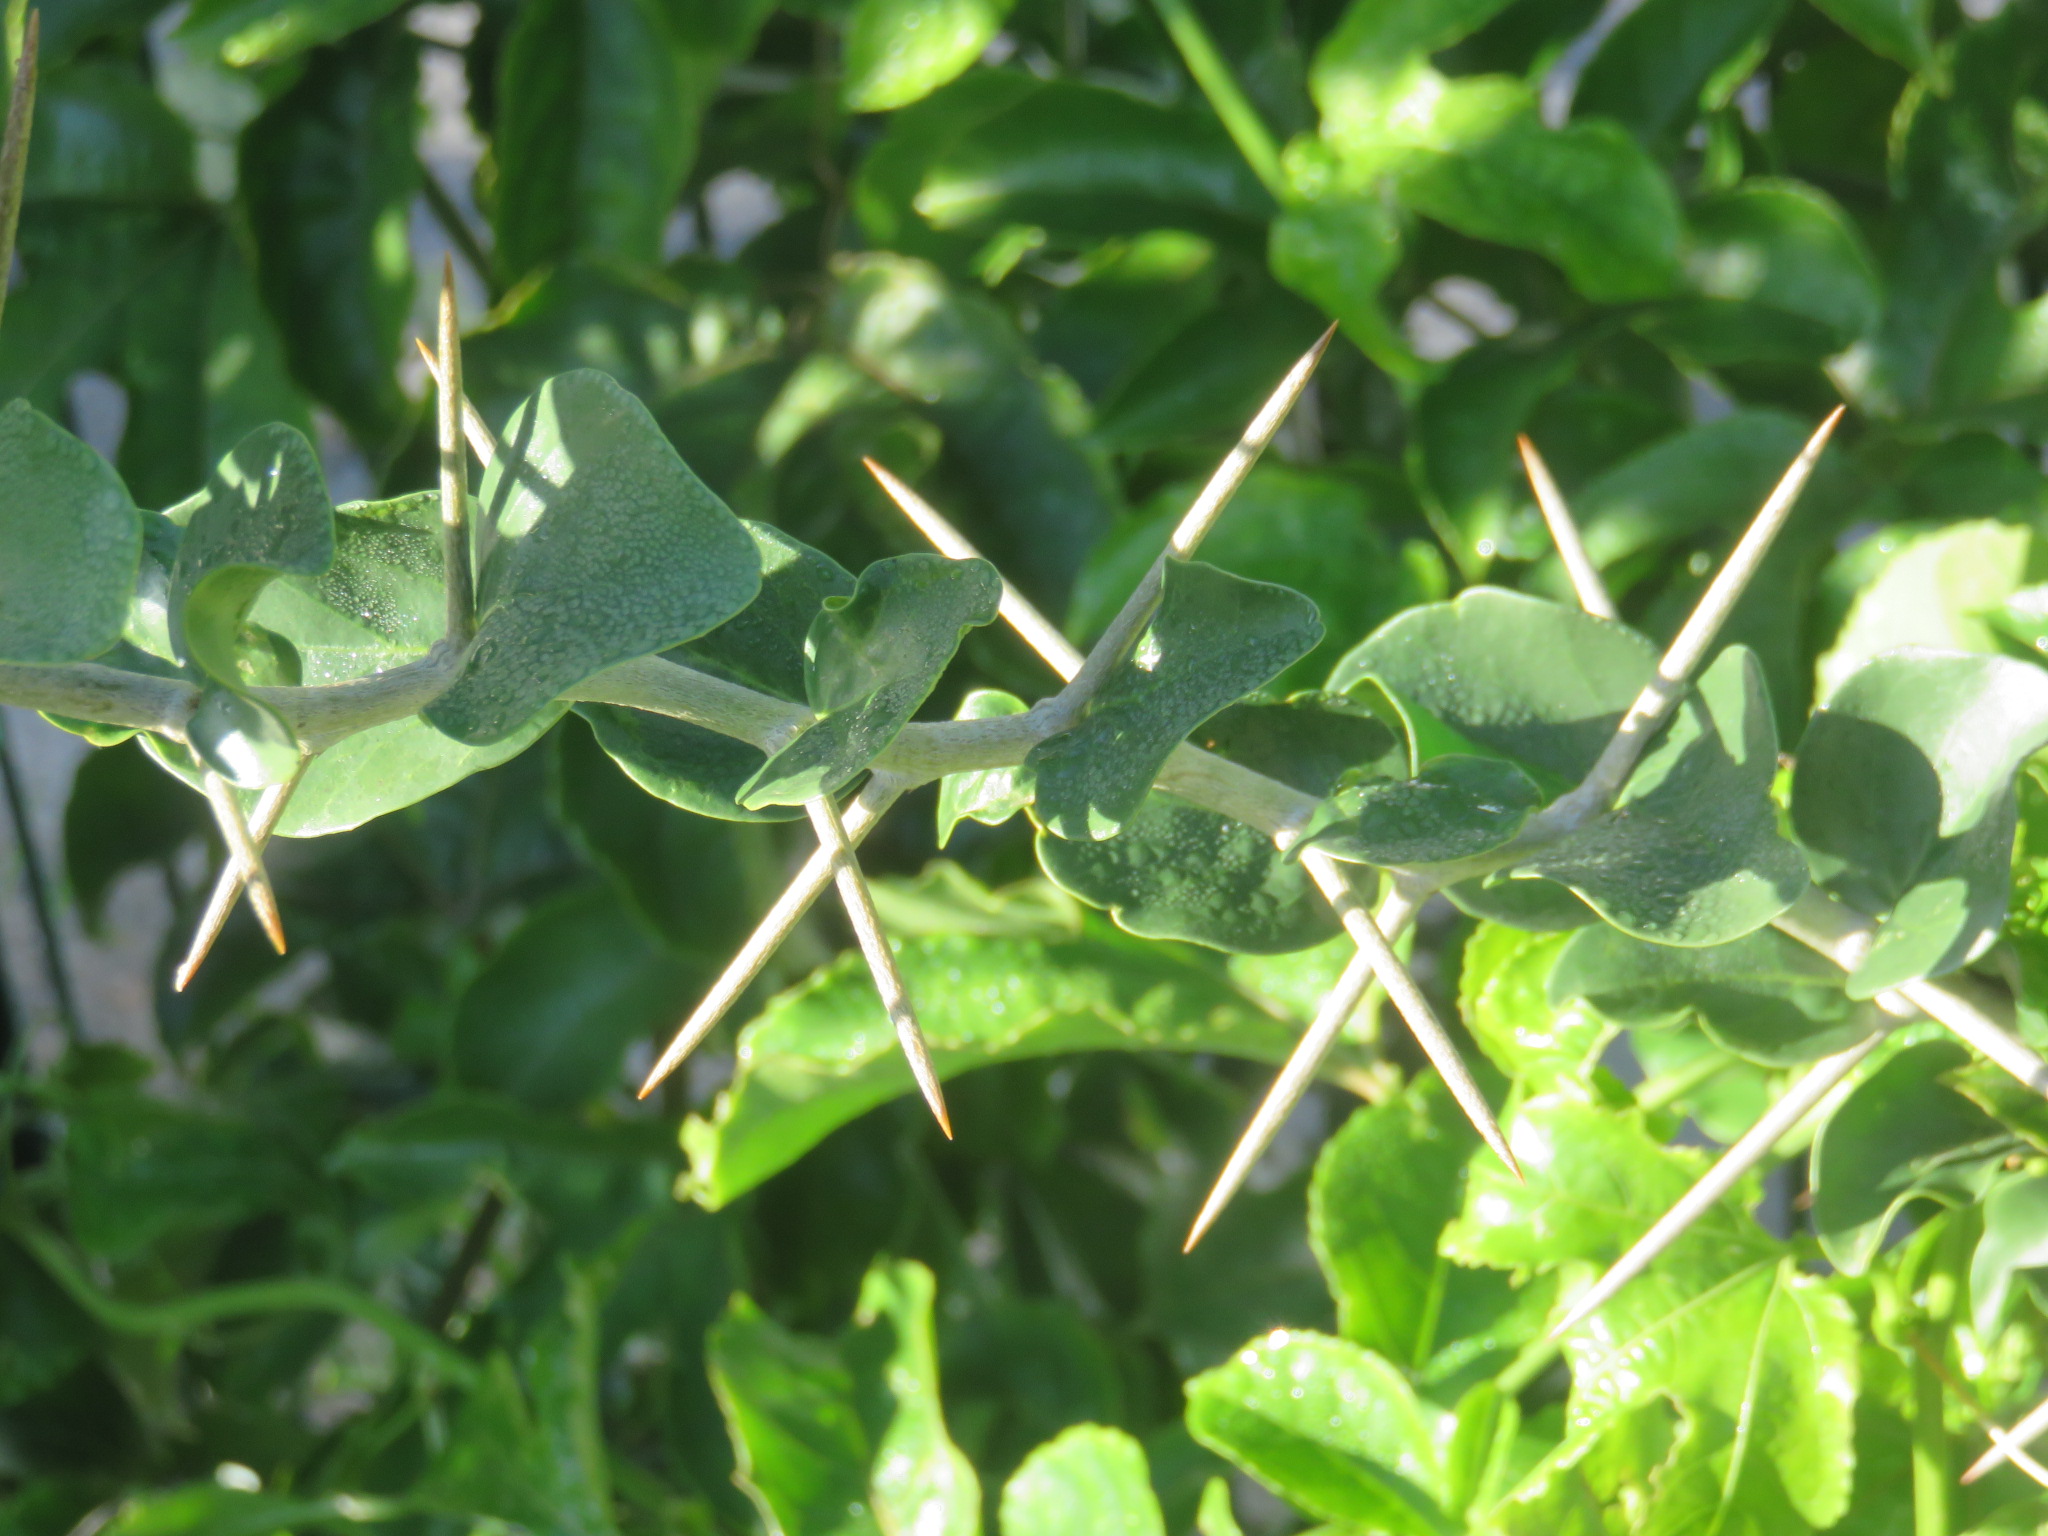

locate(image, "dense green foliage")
[[6, 0, 2048, 1532]]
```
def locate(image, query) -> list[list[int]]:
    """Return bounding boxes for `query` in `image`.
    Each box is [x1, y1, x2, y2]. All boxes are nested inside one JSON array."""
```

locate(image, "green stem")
[[1147, 0, 1287, 200], [1912, 1338, 1952, 1536], [1635, 1050, 1735, 1114], [11, 1217, 481, 1387], [0, 8, 36, 343]]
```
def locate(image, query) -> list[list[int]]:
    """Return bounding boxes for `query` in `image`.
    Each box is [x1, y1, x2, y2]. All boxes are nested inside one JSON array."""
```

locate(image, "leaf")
[[1523, 646, 1808, 946], [1030, 560, 1322, 841], [1091, 294, 1328, 455], [168, 423, 336, 689], [0, 400, 141, 663], [239, 23, 418, 446], [1808, 0, 1932, 69], [914, 78, 1273, 241], [97, 1488, 401, 1536], [426, 370, 762, 746], [187, 687, 301, 788], [1296, 755, 1543, 868], [1184, 1330, 1454, 1536], [1574, 0, 1787, 145], [451, 886, 697, 1110], [1792, 650, 2048, 995], [844, 0, 1014, 113], [1000, 1424, 1165, 1536], [0, 1237, 98, 1411], [575, 704, 792, 824], [491, 0, 700, 283], [1459, 923, 1609, 1088], [846, 1262, 980, 1536], [679, 924, 1370, 1208], [1268, 187, 1416, 380], [679, 522, 857, 702], [175, 0, 409, 66], [937, 689, 1033, 846], [1810, 1038, 2012, 1275], [1549, 925, 1873, 1067], [739, 553, 1001, 807], [1970, 1174, 2048, 1336], [23, 60, 196, 202]]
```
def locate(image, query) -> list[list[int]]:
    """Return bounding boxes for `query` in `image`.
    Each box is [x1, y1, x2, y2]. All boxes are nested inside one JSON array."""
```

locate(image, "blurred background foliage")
[[5, 0, 2048, 1531]]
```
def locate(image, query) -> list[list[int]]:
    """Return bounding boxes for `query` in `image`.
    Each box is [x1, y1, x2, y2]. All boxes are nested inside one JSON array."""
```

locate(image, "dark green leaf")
[[1808, 0, 1931, 67], [427, 370, 762, 746], [0, 400, 140, 663], [0, 1238, 98, 1412], [575, 703, 790, 823], [1000, 1424, 1164, 1536], [678, 522, 856, 702], [1297, 754, 1542, 868], [1575, 0, 1787, 145], [99, 1488, 402, 1536]]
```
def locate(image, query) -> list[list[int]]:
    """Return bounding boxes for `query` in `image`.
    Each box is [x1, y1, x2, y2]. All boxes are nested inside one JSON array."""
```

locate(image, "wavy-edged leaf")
[[1031, 560, 1321, 840], [1000, 1424, 1164, 1536], [427, 370, 761, 746], [1298, 755, 1542, 869], [0, 399, 141, 662], [1793, 649, 2048, 995], [740, 553, 1000, 807]]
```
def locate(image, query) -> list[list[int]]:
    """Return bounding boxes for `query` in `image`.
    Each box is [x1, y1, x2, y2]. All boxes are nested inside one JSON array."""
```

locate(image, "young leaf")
[[739, 554, 1001, 808], [1030, 559, 1322, 841], [846, 1262, 980, 1536], [0, 399, 141, 662], [426, 370, 761, 746], [936, 688, 1032, 845], [999, 1424, 1165, 1536]]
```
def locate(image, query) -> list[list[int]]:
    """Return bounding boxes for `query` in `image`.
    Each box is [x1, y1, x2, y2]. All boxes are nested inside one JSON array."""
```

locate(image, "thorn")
[[0, 9, 40, 342], [804, 794, 951, 1135], [199, 774, 287, 960], [1962, 1388, 2048, 1484], [413, 334, 499, 466], [436, 259, 474, 646], [1517, 434, 1616, 619], [862, 457, 1084, 684], [637, 778, 907, 1099], [174, 766, 304, 991]]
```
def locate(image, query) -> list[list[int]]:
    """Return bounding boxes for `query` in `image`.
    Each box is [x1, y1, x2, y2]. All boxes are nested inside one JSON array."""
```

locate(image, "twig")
[[0, 10, 37, 342], [1963, 1387, 2048, 1485], [199, 774, 285, 956], [1517, 435, 1615, 620], [423, 1187, 503, 1335], [435, 260, 474, 646], [174, 759, 305, 990], [1058, 326, 1335, 710], [1549, 1031, 1885, 1338], [805, 793, 951, 1137], [0, 710, 77, 1038], [414, 335, 499, 466], [637, 775, 906, 1097], [1146, 0, 1287, 199]]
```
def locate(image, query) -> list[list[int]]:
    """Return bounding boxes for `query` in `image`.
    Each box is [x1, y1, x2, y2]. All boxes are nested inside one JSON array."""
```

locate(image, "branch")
[[0, 9, 36, 342]]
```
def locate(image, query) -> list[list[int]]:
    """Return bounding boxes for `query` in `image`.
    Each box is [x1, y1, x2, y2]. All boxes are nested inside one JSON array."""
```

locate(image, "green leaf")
[[169, 423, 336, 690], [679, 522, 857, 703], [1524, 646, 1807, 946], [937, 689, 1033, 846], [1792, 651, 2048, 995], [1091, 294, 1328, 455], [1459, 923, 1609, 1088], [1970, 1174, 2048, 1336], [1296, 755, 1543, 868], [914, 78, 1273, 240], [24, 60, 196, 202], [739, 554, 1001, 807], [844, 0, 1014, 112], [575, 704, 792, 824], [98, 1488, 402, 1536], [187, 687, 301, 788], [1550, 925, 1873, 1067], [451, 886, 696, 1110], [1808, 0, 1932, 68], [0, 1237, 98, 1411], [239, 23, 418, 446], [1810, 1038, 2011, 1275], [1031, 560, 1322, 840], [1000, 1424, 1165, 1536], [680, 922, 1368, 1207], [1268, 185, 1417, 380], [1574, 0, 1787, 145], [846, 1262, 980, 1536], [1184, 1330, 1454, 1536], [175, 0, 409, 66], [426, 370, 762, 746], [0, 400, 141, 663]]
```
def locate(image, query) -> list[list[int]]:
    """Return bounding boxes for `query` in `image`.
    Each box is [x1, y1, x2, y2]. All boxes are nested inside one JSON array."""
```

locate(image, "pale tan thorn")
[[1062, 323, 1338, 705], [436, 258, 474, 645], [199, 773, 286, 956], [0, 10, 39, 342], [174, 762, 306, 991], [1963, 1390, 2048, 1485], [805, 793, 952, 1137], [413, 335, 499, 467], [638, 776, 907, 1098], [862, 457, 1084, 683], [1549, 1030, 1885, 1338], [1517, 435, 1616, 620]]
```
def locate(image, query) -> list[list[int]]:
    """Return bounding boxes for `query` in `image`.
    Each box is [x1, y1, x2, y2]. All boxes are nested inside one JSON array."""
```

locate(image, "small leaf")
[[575, 704, 792, 824], [1970, 1174, 2048, 1336], [848, 1262, 980, 1536], [175, 0, 408, 66], [1031, 560, 1322, 841], [426, 370, 762, 746], [843, 0, 1014, 113], [999, 1424, 1165, 1536], [1459, 923, 1609, 1088], [0, 398, 141, 662], [187, 688, 299, 789], [937, 689, 1033, 846], [739, 553, 1001, 807], [1297, 755, 1542, 868]]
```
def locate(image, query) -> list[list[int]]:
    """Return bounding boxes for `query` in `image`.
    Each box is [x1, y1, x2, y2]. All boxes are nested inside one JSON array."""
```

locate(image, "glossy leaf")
[[1297, 755, 1542, 869], [1000, 1424, 1165, 1536], [1031, 560, 1321, 840], [427, 370, 761, 745], [1793, 650, 2048, 995], [844, 0, 1014, 113], [739, 553, 1001, 807], [937, 689, 1032, 846], [0, 399, 140, 663]]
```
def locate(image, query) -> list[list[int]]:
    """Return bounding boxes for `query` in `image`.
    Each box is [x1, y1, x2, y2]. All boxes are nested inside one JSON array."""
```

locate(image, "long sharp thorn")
[[1964, 1391, 2048, 1484], [0, 10, 39, 342], [1517, 435, 1615, 619], [1188, 944, 1378, 1251], [175, 763, 305, 990], [1914, 1341, 2048, 1489], [1301, 849, 1518, 1176], [805, 794, 952, 1137], [436, 259, 474, 645], [863, 457, 1084, 683], [200, 774, 286, 956], [639, 777, 905, 1098], [1550, 1032, 1883, 1338], [414, 335, 498, 466]]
